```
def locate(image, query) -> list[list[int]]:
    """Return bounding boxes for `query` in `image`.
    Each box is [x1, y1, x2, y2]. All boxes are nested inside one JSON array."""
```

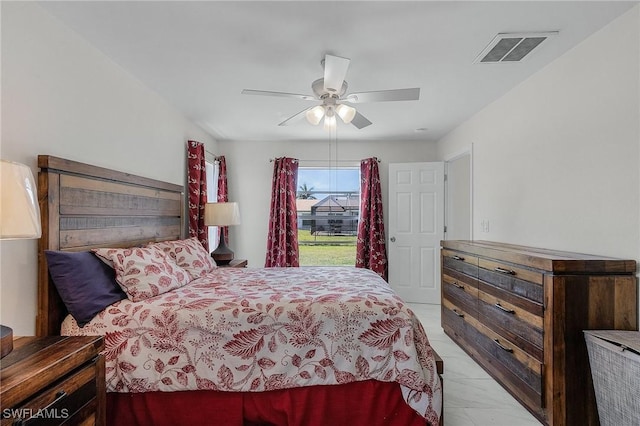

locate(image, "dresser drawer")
[[478, 258, 543, 285], [442, 249, 478, 277], [466, 320, 543, 414], [478, 259, 544, 303], [441, 299, 474, 347], [442, 266, 479, 291], [477, 285, 543, 361], [1, 358, 100, 426], [442, 272, 479, 319]]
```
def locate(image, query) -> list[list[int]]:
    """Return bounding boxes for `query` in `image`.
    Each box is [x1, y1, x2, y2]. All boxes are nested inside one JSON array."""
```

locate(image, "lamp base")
[[212, 253, 234, 265], [1, 325, 13, 359], [211, 235, 234, 266]]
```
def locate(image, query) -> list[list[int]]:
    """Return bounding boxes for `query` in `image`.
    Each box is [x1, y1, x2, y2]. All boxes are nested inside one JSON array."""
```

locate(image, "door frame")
[[444, 145, 474, 241]]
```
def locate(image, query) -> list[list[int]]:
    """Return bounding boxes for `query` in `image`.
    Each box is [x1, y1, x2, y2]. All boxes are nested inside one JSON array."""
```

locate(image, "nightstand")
[[0, 336, 105, 425], [219, 259, 248, 268]]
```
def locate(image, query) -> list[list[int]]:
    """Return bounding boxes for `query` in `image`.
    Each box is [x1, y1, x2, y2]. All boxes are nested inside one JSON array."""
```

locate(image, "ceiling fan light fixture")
[[323, 109, 337, 131], [305, 105, 325, 125], [335, 104, 356, 124]]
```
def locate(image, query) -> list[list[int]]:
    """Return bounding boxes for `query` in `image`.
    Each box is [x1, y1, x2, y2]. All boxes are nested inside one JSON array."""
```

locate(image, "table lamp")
[[204, 202, 240, 265], [0, 160, 42, 358]]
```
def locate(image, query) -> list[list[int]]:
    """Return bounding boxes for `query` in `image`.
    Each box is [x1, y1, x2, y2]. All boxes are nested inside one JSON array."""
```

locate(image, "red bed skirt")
[[107, 380, 430, 426]]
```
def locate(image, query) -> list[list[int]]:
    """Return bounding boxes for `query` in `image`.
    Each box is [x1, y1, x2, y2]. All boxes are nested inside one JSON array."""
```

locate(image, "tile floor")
[[408, 303, 543, 426]]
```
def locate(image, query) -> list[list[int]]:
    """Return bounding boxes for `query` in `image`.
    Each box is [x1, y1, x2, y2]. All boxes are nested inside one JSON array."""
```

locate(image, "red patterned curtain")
[[265, 157, 299, 267], [356, 157, 388, 280], [187, 141, 208, 250], [216, 156, 228, 244]]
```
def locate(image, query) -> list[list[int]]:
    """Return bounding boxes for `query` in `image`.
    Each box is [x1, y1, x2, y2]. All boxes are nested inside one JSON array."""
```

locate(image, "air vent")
[[474, 32, 558, 63]]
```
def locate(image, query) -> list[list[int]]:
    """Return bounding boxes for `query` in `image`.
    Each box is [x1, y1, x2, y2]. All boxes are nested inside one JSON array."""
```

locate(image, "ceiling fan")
[[241, 54, 420, 130]]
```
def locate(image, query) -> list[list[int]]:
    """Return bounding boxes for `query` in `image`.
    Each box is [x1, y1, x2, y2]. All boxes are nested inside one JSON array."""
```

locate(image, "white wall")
[[0, 3, 217, 335], [437, 7, 640, 305], [219, 139, 437, 266]]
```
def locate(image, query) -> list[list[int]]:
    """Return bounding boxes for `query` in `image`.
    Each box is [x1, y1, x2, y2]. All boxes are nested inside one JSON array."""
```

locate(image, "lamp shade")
[[0, 160, 41, 240], [204, 202, 241, 226], [336, 104, 356, 124], [323, 112, 337, 132], [305, 105, 325, 126]]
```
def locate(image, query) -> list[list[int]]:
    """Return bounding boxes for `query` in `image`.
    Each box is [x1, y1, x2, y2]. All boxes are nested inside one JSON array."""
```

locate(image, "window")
[[205, 160, 219, 252], [296, 167, 359, 266]]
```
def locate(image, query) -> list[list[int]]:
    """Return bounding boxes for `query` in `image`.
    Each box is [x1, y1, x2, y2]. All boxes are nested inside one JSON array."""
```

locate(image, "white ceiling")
[[38, 1, 636, 143]]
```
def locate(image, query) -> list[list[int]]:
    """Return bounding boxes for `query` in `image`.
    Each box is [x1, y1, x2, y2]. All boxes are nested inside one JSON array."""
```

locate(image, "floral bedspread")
[[62, 266, 442, 422]]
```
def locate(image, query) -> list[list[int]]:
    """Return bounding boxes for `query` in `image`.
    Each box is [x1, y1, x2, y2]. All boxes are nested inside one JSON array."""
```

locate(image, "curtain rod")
[[205, 150, 222, 164], [269, 158, 381, 163]]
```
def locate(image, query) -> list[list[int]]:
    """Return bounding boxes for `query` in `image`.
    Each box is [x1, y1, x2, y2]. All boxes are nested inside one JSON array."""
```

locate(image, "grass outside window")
[[298, 230, 357, 266]]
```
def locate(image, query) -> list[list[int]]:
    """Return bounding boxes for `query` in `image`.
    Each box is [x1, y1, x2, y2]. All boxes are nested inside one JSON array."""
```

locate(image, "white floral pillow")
[[149, 237, 217, 278], [93, 246, 191, 302]]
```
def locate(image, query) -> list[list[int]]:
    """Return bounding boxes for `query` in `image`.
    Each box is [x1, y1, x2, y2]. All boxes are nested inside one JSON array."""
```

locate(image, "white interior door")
[[388, 162, 444, 304]]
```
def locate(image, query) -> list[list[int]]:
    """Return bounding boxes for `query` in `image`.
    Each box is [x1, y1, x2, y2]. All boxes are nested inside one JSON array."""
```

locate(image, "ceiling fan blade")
[[350, 111, 372, 129], [323, 54, 350, 94], [278, 107, 314, 126], [345, 88, 420, 103], [242, 89, 315, 101]]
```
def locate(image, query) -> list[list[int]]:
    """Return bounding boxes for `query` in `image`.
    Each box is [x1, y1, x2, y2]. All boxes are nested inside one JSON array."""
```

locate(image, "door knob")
[[390, 237, 396, 242]]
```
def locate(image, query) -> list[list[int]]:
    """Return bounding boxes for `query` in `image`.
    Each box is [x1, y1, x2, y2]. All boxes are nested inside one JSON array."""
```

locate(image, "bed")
[[36, 155, 443, 426]]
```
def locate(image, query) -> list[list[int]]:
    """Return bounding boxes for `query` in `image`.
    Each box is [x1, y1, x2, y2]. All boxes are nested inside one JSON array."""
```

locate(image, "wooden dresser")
[[440, 240, 637, 426], [0, 336, 105, 425]]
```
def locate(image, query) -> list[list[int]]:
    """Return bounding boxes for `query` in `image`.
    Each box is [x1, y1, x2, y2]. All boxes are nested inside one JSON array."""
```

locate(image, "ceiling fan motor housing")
[[311, 78, 348, 98]]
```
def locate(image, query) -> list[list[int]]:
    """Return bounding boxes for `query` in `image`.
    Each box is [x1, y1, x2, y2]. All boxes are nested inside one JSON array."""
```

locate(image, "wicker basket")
[[584, 330, 640, 426]]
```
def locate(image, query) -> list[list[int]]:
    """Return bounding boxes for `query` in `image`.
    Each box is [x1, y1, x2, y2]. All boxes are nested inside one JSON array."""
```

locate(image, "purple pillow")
[[45, 250, 127, 327]]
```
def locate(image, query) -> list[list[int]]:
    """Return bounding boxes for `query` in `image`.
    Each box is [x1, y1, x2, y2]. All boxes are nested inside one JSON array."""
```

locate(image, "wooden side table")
[[219, 259, 248, 268], [0, 336, 105, 425]]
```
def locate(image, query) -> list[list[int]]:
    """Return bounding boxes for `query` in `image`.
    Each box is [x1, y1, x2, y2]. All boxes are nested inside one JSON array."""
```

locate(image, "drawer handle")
[[494, 302, 515, 314], [13, 391, 67, 425], [44, 390, 67, 408], [452, 282, 464, 290], [493, 339, 513, 353], [452, 255, 465, 261], [453, 309, 464, 318], [494, 267, 516, 275]]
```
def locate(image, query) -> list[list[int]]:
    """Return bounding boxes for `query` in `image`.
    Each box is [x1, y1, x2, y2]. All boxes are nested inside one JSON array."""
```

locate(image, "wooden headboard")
[[37, 155, 184, 336]]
